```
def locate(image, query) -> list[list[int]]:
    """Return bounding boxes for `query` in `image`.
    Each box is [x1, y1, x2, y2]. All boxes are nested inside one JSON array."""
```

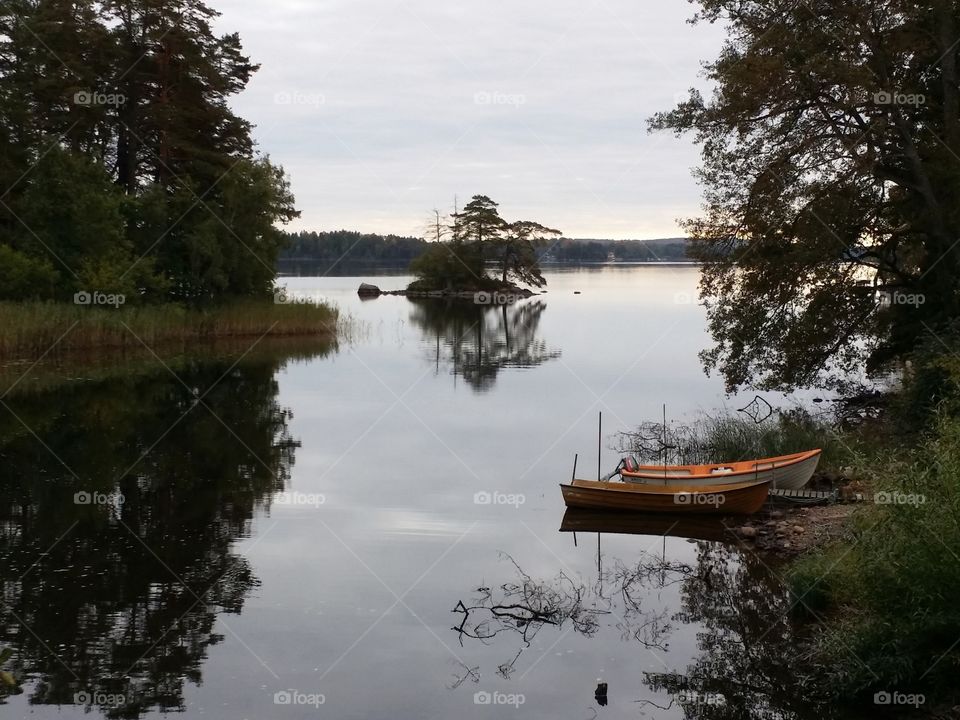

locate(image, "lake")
[[0, 266, 833, 719]]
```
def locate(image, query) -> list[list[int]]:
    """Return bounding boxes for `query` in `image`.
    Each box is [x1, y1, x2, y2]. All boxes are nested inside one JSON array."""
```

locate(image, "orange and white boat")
[[560, 478, 770, 515], [617, 449, 821, 491]]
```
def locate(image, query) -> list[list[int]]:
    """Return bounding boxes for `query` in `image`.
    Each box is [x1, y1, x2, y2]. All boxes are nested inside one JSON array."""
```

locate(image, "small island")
[[357, 194, 560, 302]]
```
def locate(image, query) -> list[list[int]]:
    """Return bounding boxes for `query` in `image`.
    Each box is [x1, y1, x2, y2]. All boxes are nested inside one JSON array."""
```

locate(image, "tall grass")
[[0, 300, 338, 360], [789, 413, 960, 704], [615, 407, 853, 470]]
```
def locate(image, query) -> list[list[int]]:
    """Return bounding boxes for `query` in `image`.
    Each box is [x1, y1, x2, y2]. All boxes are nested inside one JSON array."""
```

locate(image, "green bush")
[[788, 413, 960, 702]]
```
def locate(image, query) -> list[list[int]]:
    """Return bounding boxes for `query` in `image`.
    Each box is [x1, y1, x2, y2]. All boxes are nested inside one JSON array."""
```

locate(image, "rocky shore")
[[732, 471, 867, 557], [357, 282, 538, 300]]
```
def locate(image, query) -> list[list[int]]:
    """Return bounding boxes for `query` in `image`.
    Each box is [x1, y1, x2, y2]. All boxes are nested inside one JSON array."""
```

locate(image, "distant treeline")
[[281, 231, 690, 263]]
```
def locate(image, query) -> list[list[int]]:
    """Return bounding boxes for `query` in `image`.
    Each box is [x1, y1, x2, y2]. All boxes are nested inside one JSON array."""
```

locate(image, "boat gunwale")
[[563, 478, 771, 495], [621, 448, 822, 481]]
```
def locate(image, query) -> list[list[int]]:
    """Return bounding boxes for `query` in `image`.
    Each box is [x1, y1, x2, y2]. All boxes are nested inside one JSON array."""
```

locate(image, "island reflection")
[[409, 298, 560, 392]]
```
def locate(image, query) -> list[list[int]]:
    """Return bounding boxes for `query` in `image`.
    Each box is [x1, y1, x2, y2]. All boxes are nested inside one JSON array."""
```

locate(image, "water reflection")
[[560, 509, 738, 545], [453, 526, 827, 720], [643, 543, 825, 720], [0, 345, 329, 717], [451, 551, 684, 682], [409, 299, 560, 392]]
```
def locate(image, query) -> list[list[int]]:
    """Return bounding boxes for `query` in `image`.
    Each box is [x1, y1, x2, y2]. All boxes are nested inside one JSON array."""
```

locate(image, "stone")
[[792, 525, 806, 534], [357, 283, 381, 296], [737, 526, 758, 539]]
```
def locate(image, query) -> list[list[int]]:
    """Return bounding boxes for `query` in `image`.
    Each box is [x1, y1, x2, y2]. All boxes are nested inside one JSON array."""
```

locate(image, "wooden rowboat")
[[620, 449, 821, 491], [560, 478, 770, 515]]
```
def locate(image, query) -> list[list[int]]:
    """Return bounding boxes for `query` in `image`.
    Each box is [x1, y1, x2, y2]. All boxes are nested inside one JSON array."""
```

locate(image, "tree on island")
[[652, 0, 960, 393], [409, 195, 560, 292]]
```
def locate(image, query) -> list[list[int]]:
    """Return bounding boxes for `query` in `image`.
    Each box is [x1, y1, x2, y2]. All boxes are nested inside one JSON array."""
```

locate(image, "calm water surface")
[[0, 267, 832, 719]]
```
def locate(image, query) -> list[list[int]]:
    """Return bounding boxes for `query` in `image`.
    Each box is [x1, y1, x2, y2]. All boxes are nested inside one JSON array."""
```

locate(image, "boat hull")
[[621, 450, 821, 491], [560, 478, 770, 515]]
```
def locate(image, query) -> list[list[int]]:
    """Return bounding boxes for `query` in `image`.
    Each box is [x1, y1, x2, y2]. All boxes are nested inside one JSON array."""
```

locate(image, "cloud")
[[216, 0, 726, 238]]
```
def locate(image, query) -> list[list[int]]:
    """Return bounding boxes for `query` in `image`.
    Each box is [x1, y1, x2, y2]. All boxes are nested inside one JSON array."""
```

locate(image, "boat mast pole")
[[663, 404, 667, 481], [597, 411, 602, 481]]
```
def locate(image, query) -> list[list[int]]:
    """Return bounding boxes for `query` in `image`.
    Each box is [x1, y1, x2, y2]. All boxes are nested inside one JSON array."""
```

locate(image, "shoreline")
[[0, 299, 339, 361], [734, 472, 865, 558]]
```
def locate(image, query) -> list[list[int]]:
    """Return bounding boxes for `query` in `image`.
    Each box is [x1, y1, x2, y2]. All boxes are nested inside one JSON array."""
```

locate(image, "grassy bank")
[[623, 403, 960, 710], [788, 412, 960, 708], [0, 300, 339, 360]]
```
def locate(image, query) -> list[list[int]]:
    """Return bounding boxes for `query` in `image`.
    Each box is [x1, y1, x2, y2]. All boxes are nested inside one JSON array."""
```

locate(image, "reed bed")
[[0, 300, 339, 360]]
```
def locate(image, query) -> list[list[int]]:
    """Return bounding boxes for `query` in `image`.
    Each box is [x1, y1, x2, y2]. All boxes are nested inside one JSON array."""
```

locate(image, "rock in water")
[[357, 283, 381, 296]]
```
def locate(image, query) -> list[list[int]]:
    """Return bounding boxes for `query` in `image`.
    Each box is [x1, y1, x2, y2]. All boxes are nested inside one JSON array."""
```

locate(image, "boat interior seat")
[[710, 467, 734, 474]]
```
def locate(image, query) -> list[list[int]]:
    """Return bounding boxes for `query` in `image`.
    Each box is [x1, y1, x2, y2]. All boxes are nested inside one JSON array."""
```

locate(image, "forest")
[[0, 0, 297, 305]]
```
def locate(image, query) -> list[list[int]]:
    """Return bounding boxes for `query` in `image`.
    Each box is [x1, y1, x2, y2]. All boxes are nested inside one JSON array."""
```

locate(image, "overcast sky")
[[214, 0, 726, 239]]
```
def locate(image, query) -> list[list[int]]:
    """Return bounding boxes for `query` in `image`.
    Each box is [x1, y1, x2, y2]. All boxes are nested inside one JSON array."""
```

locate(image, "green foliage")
[[0, 300, 337, 359], [408, 240, 489, 291], [281, 230, 427, 262], [546, 238, 690, 262], [494, 221, 561, 287], [409, 195, 560, 292], [617, 407, 853, 470], [0, 246, 58, 301], [652, 1, 960, 391], [0, 0, 296, 305], [789, 412, 960, 702], [892, 327, 960, 431]]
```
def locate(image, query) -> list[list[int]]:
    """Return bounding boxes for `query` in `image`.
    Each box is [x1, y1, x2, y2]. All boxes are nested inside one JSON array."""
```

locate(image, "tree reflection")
[[0, 345, 327, 717], [643, 543, 828, 720], [451, 551, 684, 680], [409, 299, 560, 392]]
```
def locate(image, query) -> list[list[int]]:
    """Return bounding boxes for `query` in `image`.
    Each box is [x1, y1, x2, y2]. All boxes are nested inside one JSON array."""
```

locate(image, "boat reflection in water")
[[559, 508, 739, 544], [554, 509, 838, 720]]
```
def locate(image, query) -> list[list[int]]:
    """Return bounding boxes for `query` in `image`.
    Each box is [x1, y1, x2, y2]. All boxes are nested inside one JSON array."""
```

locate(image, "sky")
[[214, 0, 727, 240]]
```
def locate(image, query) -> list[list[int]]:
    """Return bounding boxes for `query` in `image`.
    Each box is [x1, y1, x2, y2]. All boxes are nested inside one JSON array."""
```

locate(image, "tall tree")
[[652, 0, 960, 391], [0, 0, 297, 304], [495, 220, 561, 287], [452, 195, 506, 247], [410, 196, 558, 292]]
